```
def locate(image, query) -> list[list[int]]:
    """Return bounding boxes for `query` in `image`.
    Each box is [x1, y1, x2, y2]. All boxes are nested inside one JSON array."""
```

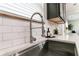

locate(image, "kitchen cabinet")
[[47, 40, 76, 55]]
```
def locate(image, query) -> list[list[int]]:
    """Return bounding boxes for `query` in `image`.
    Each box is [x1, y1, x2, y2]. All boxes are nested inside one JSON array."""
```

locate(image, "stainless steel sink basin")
[[20, 40, 78, 56]]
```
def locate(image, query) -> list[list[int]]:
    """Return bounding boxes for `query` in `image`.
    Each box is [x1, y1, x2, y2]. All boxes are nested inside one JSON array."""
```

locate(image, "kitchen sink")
[[20, 40, 78, 56]]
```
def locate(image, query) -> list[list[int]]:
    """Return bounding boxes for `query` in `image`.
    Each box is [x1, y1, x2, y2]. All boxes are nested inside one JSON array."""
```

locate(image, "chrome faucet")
[[30, 12, 44, 43]]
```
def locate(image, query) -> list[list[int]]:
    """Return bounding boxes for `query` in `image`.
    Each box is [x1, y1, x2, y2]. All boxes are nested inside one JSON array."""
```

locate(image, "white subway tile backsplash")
[[12, 39, 25, 46], [0, 26, 3, 33], [0, 26, 12, 33], [0, 33, 2, 41], [3, 33, 15, 40], [32, 28, 42, 37], [0, 3, 44, 50], [2, 26, 13, 33], [3, 32, 26, 40], [0, 41, 12, 49], [3, 16, 29, 27], [0, 15, 42, 50], [0, 16, 3, 25], [0, 26, 27, 33], [25, 27, 30, 32], [32, 22, 42, 28], [12, 26, 25, 32], [0, 15, 30, 49], [21, 30, 29, 43]]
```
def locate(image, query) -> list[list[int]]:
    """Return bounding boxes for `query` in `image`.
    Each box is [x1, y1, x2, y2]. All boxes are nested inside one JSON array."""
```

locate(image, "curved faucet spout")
[[31, 12, 43, 19], [30, 12, 44, 43]]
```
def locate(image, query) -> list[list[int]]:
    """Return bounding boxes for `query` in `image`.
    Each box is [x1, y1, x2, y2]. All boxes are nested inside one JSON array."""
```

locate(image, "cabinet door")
[[48, 40, 75, 55], [47, 3, 60, 19]]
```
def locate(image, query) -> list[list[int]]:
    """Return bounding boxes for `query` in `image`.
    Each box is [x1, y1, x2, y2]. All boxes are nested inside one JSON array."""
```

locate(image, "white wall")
[[66, 3, 79, 20], [47, 23, 65, 35], [0, 3, 43, 21]]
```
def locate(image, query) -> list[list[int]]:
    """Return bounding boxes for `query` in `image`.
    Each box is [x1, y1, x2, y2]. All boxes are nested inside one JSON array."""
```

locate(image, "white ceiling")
[[66, 3, 79, 20]]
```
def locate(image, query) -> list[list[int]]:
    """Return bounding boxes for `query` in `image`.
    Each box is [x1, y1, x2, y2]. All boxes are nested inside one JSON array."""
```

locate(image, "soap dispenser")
[[47, 28, 51, 37]]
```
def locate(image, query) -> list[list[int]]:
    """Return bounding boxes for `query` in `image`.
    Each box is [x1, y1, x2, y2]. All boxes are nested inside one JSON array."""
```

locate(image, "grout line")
[[2, 15, 3, 41]]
